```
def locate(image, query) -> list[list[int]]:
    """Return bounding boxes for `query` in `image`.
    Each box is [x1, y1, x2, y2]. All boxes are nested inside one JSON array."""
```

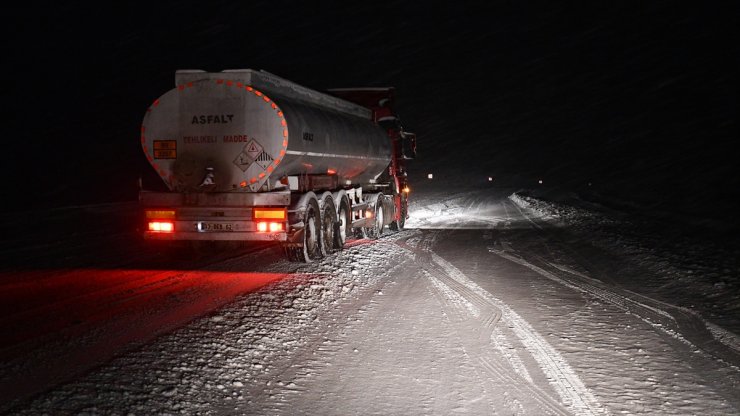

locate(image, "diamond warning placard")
[[254, 151, 274, 169], [233, 152, 253, 172], [244, 139, 263, 160]]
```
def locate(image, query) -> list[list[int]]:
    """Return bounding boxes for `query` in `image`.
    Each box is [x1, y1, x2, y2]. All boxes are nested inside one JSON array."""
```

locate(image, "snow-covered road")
[[2, 187, 738, 414]]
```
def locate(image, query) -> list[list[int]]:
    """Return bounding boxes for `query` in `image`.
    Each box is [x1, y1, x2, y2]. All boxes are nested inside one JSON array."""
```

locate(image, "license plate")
[[197, 222, 234, 232]]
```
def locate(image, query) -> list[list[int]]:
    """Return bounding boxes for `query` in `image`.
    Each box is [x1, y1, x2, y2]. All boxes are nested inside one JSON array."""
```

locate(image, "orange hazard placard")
[[153, 140, 177, 159]]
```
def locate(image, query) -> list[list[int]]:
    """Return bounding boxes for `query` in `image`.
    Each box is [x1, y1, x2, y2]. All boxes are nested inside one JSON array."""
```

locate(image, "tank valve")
[[199, 167, 216, 188]]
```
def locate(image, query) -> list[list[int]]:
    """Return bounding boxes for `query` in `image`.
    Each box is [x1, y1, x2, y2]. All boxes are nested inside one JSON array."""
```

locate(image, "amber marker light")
[[253, 208, 287, 220], [145, 210, 176, 219]]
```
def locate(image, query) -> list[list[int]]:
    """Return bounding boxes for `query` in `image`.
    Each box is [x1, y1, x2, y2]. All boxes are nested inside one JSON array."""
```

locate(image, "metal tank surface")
[[141, 69, 392, 193]]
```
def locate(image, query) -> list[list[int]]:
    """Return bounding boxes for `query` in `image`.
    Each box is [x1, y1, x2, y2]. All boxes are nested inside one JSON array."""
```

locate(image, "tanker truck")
[[139, 69, 416, 261]]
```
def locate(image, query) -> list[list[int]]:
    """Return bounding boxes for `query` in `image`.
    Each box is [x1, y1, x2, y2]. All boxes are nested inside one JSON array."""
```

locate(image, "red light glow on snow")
[[0, 267, 318, 401], [0, 269, 299, 348]]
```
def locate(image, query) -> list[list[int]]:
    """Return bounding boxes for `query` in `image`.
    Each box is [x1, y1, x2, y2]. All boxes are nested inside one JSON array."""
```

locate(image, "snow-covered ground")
[[2, 186, 738, 415]]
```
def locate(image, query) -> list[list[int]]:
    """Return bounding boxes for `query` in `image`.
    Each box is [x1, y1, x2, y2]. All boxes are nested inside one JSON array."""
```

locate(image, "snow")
[[3, 186, 740, 414], [3, 3, 736, 413], [428, 250, 607, 415], [507, 191, 740, 336]]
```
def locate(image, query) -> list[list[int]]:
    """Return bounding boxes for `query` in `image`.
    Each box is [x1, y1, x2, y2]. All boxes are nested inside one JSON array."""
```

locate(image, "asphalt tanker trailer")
[[139, 69, 416, 261]]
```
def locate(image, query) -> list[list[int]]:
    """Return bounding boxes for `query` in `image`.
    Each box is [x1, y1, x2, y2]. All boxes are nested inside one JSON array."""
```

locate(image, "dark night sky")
[[1, 2, 737, 223]]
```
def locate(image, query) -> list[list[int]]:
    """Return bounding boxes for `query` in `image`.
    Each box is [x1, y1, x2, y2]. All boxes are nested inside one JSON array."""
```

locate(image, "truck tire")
[[334, 197, 351, 249], [287, 198, 322, 262], [320, 197, 337, 257], [364, 199, 384, 240], [390, 195, 407, 231]]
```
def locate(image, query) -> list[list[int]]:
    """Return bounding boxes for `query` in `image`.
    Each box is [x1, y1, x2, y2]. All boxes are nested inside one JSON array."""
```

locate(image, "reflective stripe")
[[285, 150, 388, 161]]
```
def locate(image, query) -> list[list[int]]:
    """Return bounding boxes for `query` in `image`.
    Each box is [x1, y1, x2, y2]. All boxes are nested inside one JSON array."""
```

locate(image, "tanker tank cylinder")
[[142, 70, 393, 193]]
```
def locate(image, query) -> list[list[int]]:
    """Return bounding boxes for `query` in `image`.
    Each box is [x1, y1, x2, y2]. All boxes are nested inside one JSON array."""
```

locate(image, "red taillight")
[[256, 221, 283, 233], [149, 221, 174, 232]]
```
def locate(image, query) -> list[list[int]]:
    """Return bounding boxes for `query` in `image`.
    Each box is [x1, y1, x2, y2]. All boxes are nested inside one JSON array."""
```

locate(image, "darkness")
[[1, 2, 737, 230]]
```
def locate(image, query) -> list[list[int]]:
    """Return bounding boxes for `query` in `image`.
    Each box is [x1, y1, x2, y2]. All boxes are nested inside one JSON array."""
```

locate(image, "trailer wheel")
[[334, 197, 351, 249], [364, 200, 384, 240], [377, 203, 384, 237], [320, 197, 337, 256], [291, 199, 322, 262], [390, 195, 407, 231]]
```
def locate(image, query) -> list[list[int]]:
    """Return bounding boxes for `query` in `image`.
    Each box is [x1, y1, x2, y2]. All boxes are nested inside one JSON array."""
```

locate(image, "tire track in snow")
[[491, 326, 534, 384], [398, 231, 608, 416], [428, 249, 609, 416], [404, 236, 566, 414], [477, 356, 570, 416], [426, 271, 481, 319], [505, 197, 740, 367], [492, 244, 740, 405], [493, 249, 675, 321]]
